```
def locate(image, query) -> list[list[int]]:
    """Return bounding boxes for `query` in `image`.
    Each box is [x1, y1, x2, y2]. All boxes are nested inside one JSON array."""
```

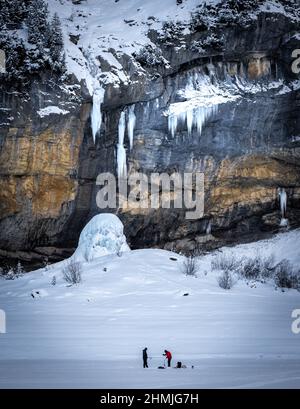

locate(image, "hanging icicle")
[[167, 105, 218, 138], [127, 104, 136, 150], [206, 220, 212, 235], [91, 88, 104, 143], [278, 188, 288, 227], [117, 111, 127, 179]]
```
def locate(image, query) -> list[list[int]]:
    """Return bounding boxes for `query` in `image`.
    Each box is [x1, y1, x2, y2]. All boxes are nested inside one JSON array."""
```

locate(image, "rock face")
[[0, 9, 300, 262], [0, 80, 91, 261]]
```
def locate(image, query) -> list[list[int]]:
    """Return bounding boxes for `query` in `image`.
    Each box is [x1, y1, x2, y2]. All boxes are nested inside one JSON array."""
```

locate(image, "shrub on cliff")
[[135, 44, 167, 68], [158, 21, 186, 44]]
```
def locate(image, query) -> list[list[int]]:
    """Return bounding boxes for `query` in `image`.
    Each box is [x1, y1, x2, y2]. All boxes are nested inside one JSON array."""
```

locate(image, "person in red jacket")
[[163, 350, 172, 367]]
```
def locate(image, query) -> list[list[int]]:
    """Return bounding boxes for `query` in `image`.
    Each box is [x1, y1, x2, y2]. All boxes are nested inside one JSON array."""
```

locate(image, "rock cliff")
[[0, 1, 300, 263]]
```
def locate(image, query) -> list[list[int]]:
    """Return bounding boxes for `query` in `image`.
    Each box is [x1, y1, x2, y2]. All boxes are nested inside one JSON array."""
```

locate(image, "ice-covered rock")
[[73, 214, 130, 262]]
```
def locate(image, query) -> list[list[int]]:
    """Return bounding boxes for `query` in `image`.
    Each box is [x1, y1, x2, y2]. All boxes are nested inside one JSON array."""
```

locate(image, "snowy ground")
[[0, 229, 300, 388]]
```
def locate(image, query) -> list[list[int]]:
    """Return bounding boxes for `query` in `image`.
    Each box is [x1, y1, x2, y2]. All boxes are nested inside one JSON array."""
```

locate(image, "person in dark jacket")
[[163, 350, 172, 367], [143, 347, 148, 368]]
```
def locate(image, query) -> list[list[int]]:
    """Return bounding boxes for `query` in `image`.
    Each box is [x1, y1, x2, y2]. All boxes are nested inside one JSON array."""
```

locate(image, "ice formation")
[[165, 69, 229, 138], [168, 105, 218, 138], [278, 188, 288, 226], [127, 104, 136, 150], [206, 220, 212, 235], [91, 88, 104, 143], [73, 213, 130, 262], [165, 61, 277, 138], [117, 111, 127, 178]]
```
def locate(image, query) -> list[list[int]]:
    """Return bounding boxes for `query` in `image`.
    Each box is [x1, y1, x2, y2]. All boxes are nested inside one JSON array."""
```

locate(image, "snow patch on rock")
[[37, 106, 70, 118]]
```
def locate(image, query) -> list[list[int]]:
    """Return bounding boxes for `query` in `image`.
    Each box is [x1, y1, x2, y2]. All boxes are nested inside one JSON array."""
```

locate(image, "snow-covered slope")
[[46, 0, 300, 92], [0, 229, 299, 388], [47, 0, 205, 86]]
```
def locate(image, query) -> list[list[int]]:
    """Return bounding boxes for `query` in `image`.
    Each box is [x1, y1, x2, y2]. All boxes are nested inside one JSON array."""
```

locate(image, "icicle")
[[206, 220, 212, 235], [279, 188, 287, 218], [168, 114, 178, 138], [239, 62, 245, 78], [278, 188, 288, 226], [127, 104, 136, 150], [207, 63, 215, 80], [144, 101, 150, 119], [117, 111, 127, 178], [195, 107, 205, 135], [166, 68, 224, 138], [195, 106, 211, 135], [156, 98, 159, 109], [91, 88, 104, 143], [186, 109, 193, 136], [168, 105, 217, 139]]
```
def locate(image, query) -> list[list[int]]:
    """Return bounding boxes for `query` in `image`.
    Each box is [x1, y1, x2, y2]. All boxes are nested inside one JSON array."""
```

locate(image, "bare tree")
[[274, 260, 299, 290], [62, 259, 82, 285], [217, 270, 234, 290], [181, 255, 197, 276], [211, 254, 239, 273]]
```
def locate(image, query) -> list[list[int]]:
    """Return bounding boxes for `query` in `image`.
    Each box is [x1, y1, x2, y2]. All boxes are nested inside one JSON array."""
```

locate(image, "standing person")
[[163, 350, 172, 367], [143, 347, 148, 368]]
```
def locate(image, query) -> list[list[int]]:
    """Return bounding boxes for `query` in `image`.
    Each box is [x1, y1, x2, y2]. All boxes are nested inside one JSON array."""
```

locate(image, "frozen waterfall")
[[117, 111, 127, 178], [116, 105, 136, 177], [278, 188, 288, 226], [127, 104, 136, 150], [91, 88, 104, 143]]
